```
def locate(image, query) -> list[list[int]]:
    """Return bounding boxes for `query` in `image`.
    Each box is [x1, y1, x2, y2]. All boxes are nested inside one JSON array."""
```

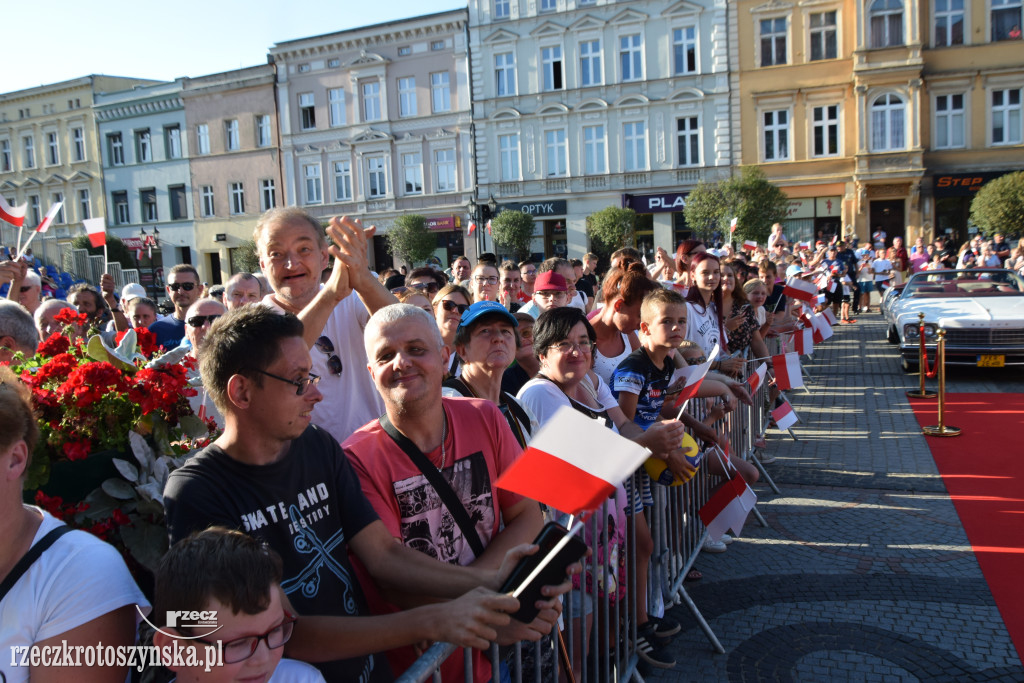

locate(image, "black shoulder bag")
[[0, 525, 73, 602]]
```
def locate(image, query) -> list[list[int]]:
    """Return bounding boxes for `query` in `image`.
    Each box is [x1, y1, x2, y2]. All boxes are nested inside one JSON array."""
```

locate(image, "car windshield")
[[904, 269, 1024, 298]]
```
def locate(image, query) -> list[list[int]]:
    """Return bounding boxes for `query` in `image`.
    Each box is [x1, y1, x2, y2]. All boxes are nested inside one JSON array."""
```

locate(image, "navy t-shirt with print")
[[611, 347, 673, 430]]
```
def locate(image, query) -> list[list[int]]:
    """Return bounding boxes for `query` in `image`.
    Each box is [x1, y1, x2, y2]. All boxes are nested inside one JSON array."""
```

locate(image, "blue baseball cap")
[[457, 300, 518, 330]]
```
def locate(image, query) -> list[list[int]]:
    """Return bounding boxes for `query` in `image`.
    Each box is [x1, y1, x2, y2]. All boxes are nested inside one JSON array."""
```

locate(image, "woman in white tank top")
[[589, 261, 661, 384]]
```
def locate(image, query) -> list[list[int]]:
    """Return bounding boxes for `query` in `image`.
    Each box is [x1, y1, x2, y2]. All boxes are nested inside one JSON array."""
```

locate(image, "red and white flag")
[[486, 219, 492, 235], [36, 202, 63, 234], [729, 217, 738, 233], [793, 327, 814, 355], [747, 362, 767, 393], [771, 399, 798, 430], [669, 344, 720, 409], [467, 221, 477, 236], [699, 457, 756, 541], [742, 240, 757, 251], [0, 195, 27, 228], [797, 241, 811, 251], [495, 406, 651, 515], [811, 313, 833, 343], [821, 308, 838, 325], [772, 352, 803, 391], [783, 277, 818, 303], [83, 217, 106, 248]]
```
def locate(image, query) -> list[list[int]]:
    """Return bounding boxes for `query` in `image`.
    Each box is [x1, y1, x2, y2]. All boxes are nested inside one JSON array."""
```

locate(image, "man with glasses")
[[183, 297, 227, 429], [518, 260, 537, 300], [165, 305, 525, 682], [150, 263, 201, 350], [517, 271, 569, 319]]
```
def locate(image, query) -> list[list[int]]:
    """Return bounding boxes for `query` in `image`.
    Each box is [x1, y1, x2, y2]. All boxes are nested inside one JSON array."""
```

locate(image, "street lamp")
[[467, 194, 499, 256]]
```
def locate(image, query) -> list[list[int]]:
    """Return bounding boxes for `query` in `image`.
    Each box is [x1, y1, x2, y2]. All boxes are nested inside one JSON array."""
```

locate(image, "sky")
[[5, 0, 464, 93]]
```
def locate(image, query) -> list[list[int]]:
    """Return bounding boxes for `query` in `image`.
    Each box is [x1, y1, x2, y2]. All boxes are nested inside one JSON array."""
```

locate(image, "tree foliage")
[[684, 166, 790, 245], [490, 210, 535, 261], [586, 206, 636, 255], [232, 239, 261, 274], [386, 214, 436, 266], [970, 171, 1024, 238], [70, 235, 134, 271]]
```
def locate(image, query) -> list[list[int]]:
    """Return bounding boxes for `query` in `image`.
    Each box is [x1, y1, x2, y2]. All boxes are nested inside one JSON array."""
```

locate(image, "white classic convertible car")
[[887, 268, 1024, 371]]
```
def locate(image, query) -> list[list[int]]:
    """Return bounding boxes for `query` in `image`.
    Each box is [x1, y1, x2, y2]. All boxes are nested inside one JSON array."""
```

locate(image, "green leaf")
[[179, 414, 209, 439], [490, 211, 535, 261], [101, 478, 136, 500], [111, 458, 140, 483], [119, 520, 169, 572], [385, 214, 437, 266]]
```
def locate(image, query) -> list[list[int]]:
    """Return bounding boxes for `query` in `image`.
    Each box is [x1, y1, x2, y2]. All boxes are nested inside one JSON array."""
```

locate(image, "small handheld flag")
[[0, 195, 27, 228], [793, 327, 814, 356], [747, 362, 767, 393], [83, 217, 107, 248], [36, 202, 63, 234], [669, 344, 720, 414], [772, 352, 803, 391], [771, 399, 798, 430], [730, 217, 738, 233], [742, 240, 757, 252], [783, 277, 818, 303]]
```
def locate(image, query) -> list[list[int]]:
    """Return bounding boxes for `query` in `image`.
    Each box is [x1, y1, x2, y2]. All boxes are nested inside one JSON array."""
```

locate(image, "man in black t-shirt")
[[163, 305, 521, 682]]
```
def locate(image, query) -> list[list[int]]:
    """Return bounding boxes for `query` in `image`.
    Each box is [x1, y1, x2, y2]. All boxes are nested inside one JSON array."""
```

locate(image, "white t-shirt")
[[270, 659, 328, 682], [0, 508, 148, 683], [516, 374, 618, 430], [263, 289, 385, 444], [592, 332, 633, 387], [871, 258, 893, 282], [767, 232, 788, 249], [685, 301, 727, 356]]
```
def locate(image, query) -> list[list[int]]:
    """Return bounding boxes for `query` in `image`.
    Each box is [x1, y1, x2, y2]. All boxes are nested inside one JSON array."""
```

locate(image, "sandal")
[[684, 568, 703, 582]]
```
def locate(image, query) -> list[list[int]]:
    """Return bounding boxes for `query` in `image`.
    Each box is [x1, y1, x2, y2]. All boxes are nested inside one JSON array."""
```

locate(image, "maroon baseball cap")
[[534, 271, 567, 292]]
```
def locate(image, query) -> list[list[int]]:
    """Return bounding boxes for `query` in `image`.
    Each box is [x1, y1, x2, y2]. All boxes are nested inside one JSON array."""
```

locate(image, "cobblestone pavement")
[[649, 313, 1024, 682]]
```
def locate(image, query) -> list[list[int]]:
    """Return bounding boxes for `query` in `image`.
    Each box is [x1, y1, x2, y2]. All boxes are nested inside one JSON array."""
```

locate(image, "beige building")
[[0, 75, 159, 262], [181, 65, 282, 284]]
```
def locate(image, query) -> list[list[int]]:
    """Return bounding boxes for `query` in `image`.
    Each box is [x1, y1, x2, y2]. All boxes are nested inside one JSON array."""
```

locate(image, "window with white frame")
[[541, 0, 556, 10], [1, 140, 10, 171], [224, 120, 240, 151], [435, 149, 457, 192], [870, 93, 905, 150], [196, 124, 210, 155], [260, 179, 276, 211], [367, 156, 389, 198], [934, 0, 964, 46], [431, 72, 451, 113], [494, 0, 509, 19], [623, 121, 647, 171], [676, 116, 700, 166], [112, 191, 128, 225], [28, 196, 41, 227], [545, 129, 568, 176], [403, 152, 423, 195], [107, 134, 122, 166], [52, 193, 65, 224], [583, 125, 606, 174], [869, 0, 904, 48], [362, 81, 382, 122], [398, 78, 417, 117], [304, 164, 323, 204], [580, 40, 602, 86], [992, 0, 1023, 40], [495, 53, 517, 95], [136, 129, 151, 162], [812, 104, 840, 156], [333, 161, 352, 201], [201, 185, 215, 217], [619, 34, 643, 81], [762, 109, 790, 160], [141, 188, 157, 222], [299, 93, 316, 130], [809, 11, 838, 60], [992, 88, 1022, 144], [760, 18, 787, 66], [542, 46, 563, 91], [78, 189, 90, 220], [165, 126, 182, 159], [499, 134, 520, 180], [328, 89, 346, 127], [230, 182, 245, 215], [46, 132, 59, 165], [934, 93, 965, 148], [256, 115, 273, 146], [71, 128, 85, 162], [673, 27, 697, 75]]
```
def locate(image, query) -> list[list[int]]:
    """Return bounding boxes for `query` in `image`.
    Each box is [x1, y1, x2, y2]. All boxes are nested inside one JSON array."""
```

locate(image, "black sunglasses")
[[251, 369, 321, 396], [409, 281, 440, 294], [169, 282, 196, 292], [186, 314, 221, 328], [439, 300, 469, 315], [315, 336, 343, 375]]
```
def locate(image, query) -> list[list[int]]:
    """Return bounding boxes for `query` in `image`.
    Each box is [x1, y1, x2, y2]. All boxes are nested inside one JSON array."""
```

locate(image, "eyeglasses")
[[548, 339, 594, 354], [252, 369, 321, 396], [199, 614, 297, 664], [186, 314, 221, 328], [168, 282, 197, 292], [473, 276, 499, 285], [439, 300, 469, 315], [315, 336, 343, 375], [522, 269, 537, 276], [408, 281, 440, 294], [535, 290, 567, 300]]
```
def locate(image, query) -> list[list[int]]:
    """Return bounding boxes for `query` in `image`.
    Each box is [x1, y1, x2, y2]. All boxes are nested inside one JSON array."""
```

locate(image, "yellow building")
[[0, 75, 160, 263]]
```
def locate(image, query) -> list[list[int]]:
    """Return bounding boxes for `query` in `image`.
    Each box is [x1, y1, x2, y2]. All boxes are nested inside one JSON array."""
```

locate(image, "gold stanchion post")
[[907, 312, 937, 399], [922, 329, 961, 437]]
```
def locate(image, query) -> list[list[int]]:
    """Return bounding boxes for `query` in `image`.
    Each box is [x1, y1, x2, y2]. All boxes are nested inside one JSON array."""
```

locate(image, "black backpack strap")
[[442, 377, 474, 397], [0, 525, 73, 602], [378, 413, 486, 558], [501, 393, 533, 440]]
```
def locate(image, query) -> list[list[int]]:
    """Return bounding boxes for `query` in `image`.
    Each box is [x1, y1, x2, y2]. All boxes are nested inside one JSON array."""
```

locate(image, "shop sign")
[[426, 215, 459, 231], [815, 197, 841, 216], [621, 192, 687, 213], [786, 199, 814, 219], [498, 200, 568, 216], [121, 237, 144, 249], [933, 172, 1008, 197]]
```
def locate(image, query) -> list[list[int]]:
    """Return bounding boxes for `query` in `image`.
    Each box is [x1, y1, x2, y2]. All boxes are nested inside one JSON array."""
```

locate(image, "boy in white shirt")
[[871, 250, 893, 292]]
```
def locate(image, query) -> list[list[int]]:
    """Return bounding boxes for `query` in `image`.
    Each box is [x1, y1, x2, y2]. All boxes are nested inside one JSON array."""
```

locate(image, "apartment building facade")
[[181, 65, 283, 284], [270, 9, 473, 269], [470, 0, 733, 260]]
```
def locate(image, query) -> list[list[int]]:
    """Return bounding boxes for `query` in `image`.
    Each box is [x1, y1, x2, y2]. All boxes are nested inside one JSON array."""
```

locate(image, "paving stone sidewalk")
[[650, 313, 1024, 682]]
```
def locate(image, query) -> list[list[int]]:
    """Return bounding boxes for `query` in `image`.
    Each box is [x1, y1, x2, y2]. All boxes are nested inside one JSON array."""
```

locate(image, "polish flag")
[[811, 313, 833, 343], [797, 241, 811, 251], [669, 344, 720, 409], [793, 327, 814, 356], [495, 406, 651, 515], [771, 400, 798, 430], [747, 362, 767, 393], [486, 220, 492, 235], [699, 465, 756, 541], [816, 293, 828, 305], [0, 195, 27, 227], [729, 217, 738, 233], [742, 240, 757, 251], [467, 221, 477, 236], [35, 202, 63, 234], [821, 308, 838, 325], [783, 277, 818, 303], [83, 217, 106, 248], [772, 352, 803, 391]]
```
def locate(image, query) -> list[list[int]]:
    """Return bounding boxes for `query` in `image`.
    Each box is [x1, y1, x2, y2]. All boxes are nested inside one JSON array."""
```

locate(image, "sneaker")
[[721, 533, 734, 545], [703, 538, 727, 553], [754, 437, 767, 449], [647, 615, 681, 638], [636, 626, 677, 669]]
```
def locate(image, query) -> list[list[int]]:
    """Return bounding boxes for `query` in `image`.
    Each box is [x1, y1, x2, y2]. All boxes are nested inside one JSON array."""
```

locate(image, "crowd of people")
[[1, 213, 1019, 682]]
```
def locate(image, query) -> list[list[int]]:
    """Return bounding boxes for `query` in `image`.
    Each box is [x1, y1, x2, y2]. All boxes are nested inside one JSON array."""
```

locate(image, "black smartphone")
[[498, 522, 587, 623]]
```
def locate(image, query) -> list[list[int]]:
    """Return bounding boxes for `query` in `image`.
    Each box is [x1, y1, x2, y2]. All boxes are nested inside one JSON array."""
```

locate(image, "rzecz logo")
[[137, 606, 222, 639]]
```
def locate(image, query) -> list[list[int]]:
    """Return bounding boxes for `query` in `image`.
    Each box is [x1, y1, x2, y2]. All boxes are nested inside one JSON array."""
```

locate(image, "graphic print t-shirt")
[[611, 348, 672, 429], [163, 426, 388, 683]]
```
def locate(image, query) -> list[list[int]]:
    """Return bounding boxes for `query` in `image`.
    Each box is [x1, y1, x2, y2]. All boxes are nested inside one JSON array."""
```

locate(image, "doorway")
[[869, 199, 905, 248]]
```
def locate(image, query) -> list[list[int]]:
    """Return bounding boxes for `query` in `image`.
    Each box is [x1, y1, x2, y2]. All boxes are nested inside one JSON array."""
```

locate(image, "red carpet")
[[911, 393, 1024, 666]]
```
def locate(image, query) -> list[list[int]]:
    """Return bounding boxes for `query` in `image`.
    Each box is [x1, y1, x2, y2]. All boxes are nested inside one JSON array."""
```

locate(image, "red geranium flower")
[[37, 332, 71, 358], [61, 439, 92, 461], [53, 309, 89, 327]]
